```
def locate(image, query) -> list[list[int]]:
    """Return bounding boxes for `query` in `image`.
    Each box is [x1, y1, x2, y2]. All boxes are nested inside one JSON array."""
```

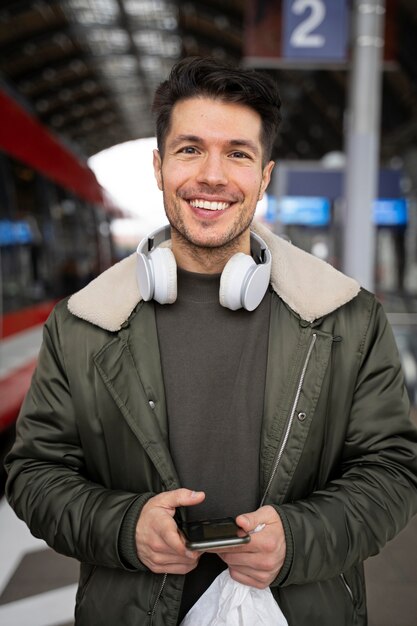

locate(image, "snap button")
[[297, 411, 307, 422], [148, 400, 156, 410]]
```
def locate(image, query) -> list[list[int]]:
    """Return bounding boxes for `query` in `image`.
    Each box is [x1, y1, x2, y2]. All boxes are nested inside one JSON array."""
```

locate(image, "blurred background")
[[1, 1, 417, 625]]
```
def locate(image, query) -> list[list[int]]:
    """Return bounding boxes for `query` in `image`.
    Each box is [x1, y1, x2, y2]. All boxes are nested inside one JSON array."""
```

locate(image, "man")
[[5, 57, 417, 625]]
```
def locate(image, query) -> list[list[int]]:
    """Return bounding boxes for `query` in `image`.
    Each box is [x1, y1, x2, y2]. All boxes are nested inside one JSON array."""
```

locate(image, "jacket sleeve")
[[275, 297, 417, 586], [5, 308, 153, 571]]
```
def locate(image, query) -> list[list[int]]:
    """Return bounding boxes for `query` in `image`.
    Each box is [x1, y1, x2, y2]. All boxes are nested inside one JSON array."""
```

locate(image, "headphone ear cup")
[[151, 247, 177, 304], [136, 251, 154, 301], [241, 261, 271, 311], [219, 253, 256, 311]]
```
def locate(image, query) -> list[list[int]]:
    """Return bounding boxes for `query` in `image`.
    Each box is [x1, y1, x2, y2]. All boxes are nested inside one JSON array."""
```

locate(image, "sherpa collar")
[[68, 221, 360, 332]]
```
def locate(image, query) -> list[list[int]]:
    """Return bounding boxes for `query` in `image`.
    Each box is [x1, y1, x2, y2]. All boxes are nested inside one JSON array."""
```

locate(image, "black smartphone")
[[179, 517, 250, 551]]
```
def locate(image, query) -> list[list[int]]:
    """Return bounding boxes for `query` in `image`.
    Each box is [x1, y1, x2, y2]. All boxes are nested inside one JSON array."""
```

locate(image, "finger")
[[214, 540, 256, 555], [154, 488, 206, 512], [146, 542, 200, 567], [221, 550, 278, 572], [139, 532, 200, 574], [143, 547, 201, 574], [235, 512, 262, 533], [229, 567, 272, 589], [147, 559, 201, 575], [235, 505, 279, 533], [163, 525, 196, 555]]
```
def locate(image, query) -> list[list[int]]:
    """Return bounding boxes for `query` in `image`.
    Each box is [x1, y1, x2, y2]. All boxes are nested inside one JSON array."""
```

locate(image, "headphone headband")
[[138, 225, 271, 263], [138, 225, 172, 255]]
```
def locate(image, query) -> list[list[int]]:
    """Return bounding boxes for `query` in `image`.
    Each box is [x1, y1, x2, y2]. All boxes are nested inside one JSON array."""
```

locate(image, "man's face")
[[153, 97, 274, 260]]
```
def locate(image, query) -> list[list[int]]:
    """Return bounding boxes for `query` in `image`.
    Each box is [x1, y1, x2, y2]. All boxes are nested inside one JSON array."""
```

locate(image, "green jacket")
[[6, 222, 417, 626]]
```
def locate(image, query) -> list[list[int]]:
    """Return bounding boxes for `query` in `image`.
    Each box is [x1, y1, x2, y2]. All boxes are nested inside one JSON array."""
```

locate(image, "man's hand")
[[136, 488, 205, 574], [217, 505, 286, 588]]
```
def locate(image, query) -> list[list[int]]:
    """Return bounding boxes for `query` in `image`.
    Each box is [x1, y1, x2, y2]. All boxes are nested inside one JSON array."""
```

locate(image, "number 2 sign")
[[282, 0, 349, 61]]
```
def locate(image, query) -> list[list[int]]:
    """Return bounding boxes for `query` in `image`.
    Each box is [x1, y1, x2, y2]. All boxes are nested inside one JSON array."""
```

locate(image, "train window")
[[1, 151, 115, 319], [51, 185, 100, 294], [0, 157, 40, 314]]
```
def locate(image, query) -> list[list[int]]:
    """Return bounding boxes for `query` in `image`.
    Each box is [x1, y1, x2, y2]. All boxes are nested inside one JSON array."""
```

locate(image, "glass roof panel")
[[100, 55, 138, 75], [86, 27, 130, 54], [64, 0, 120, 25], [133, 31, 181, 57]]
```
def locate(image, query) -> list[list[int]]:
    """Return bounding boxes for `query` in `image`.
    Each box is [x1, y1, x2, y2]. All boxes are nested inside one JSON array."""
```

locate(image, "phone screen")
[[179, 517, 250, 551]]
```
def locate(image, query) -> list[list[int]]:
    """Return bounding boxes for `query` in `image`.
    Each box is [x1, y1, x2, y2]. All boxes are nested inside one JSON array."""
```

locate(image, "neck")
[[171, 228, 250, 274]]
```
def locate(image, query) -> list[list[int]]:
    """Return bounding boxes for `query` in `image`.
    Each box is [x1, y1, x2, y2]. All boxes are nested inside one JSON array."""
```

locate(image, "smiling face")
[[153, 96, 274, 272]]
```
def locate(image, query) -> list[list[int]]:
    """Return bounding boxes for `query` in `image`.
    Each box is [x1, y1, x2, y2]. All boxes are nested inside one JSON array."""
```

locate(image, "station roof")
[[1, 0, 416, 163]]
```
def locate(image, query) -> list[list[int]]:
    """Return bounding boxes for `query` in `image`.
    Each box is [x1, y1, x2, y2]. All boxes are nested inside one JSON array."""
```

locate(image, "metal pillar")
[[342, 0, 385, 291]]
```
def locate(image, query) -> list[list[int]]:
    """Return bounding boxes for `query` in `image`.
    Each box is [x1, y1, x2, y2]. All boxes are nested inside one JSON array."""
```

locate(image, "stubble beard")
[[161, 186, 261, 269]]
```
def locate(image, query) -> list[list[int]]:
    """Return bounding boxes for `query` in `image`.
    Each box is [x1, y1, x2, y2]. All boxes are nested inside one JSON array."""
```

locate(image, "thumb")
[[235, 510, 263, 533], [158, 488, 205, 510], [236, 505, 280, 532]]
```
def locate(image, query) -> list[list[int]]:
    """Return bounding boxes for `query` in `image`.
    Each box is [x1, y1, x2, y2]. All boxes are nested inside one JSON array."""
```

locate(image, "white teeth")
[[190, 199, 230, 211]]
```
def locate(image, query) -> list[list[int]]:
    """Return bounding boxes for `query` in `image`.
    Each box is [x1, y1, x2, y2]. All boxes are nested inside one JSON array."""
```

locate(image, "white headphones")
[[136, 225, 272, 311]]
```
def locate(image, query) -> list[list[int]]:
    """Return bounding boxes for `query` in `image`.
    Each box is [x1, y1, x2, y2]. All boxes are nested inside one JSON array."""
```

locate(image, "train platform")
[[0, 496, 416, 626]]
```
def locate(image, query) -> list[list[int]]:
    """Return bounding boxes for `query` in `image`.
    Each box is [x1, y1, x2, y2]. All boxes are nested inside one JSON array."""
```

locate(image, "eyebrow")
[[168, 134, 260, 155], [169, 134, 201, 149], [229, 139, 260, 155]]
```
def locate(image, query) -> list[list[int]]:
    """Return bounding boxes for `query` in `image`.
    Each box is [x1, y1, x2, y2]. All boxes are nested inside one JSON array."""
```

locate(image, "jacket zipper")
[[150, 331, 318, 618], [149, 573, 167, 624], [261, 332, 317, 506]]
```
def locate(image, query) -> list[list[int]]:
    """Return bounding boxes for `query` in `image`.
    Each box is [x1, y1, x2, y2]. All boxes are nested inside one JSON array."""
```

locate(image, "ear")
[[259, 160, 275, 200], [153, 149, 163, 191]]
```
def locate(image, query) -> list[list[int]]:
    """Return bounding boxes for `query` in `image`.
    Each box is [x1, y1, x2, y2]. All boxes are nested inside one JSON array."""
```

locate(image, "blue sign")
[[266, 196, 331, 226], [265, 195, 280, 223], [283, 0, 349, 61], [373, 198, 408, 226], [265, 196, 408, 227], [0, 220, 33, 246]]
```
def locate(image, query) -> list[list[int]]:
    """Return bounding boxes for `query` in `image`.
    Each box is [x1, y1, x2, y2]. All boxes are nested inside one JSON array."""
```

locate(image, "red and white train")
[[0, 87, 123, 437]]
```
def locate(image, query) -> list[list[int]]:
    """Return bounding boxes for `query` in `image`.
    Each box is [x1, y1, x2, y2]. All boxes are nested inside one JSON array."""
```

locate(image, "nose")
[[196, 153, 228, 187]]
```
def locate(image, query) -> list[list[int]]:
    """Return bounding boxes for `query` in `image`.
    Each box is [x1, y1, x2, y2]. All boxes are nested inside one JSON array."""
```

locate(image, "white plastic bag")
[[180, 569, 288, 625]]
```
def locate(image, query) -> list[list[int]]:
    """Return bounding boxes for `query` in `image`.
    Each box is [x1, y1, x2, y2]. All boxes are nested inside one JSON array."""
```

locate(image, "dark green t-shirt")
[[155, 267, 271, 621]]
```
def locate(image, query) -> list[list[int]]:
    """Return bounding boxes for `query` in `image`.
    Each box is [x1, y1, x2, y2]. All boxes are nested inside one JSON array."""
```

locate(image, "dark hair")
[[152, 56, 282, 164]]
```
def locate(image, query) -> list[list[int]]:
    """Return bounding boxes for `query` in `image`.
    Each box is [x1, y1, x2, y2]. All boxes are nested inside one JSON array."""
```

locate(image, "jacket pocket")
[[273, 574, 364, 626], [340, 572, 355, 605], [340, 564, 366, 619], [75, 563, 96, 610]]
